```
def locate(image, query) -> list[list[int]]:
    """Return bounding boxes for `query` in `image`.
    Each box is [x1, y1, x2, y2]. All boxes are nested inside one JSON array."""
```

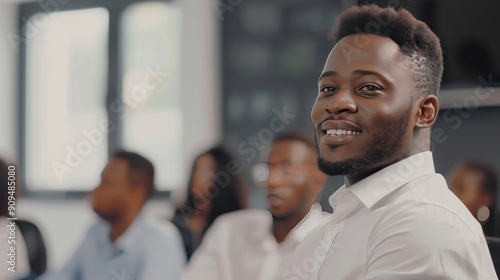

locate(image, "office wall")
[[220, 0, 346, 209], [433, 106, 500, 177], [0, 3, 18, 162]]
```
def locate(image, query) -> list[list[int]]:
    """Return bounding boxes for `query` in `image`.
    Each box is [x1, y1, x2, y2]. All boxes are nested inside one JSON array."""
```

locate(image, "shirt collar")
[[287, 203, 325, 242], [97, 211, 148, 252], [329, 151, 435, 209], [252, 203, 326, 248], [115, 212, 148, 251]]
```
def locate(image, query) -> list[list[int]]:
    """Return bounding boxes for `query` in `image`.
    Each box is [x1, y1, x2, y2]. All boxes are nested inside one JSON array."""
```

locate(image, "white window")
[[121, 2, 183, 190], [21, 0, 219, 194], [25, 8, 109, 191]]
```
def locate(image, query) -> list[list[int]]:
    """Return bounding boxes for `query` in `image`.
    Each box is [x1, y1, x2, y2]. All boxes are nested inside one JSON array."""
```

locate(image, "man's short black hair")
[[330, 5, 443, 97], [113, 150, 155, 198]]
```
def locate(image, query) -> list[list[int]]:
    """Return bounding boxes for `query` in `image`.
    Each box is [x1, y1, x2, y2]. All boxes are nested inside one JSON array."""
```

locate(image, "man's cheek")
[[282, 187, 297, 200], [294, 175, 309, 185]]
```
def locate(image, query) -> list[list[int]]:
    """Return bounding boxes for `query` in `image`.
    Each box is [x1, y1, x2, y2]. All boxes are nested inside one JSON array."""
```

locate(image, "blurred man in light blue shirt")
[[38, 151, 185, 280]]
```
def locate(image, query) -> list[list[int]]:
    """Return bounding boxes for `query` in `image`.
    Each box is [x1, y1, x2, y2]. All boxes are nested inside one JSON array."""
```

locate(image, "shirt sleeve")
[[180, 218, 228, 280], [138, 223, 187, 280], [365, 203, 497, 280]]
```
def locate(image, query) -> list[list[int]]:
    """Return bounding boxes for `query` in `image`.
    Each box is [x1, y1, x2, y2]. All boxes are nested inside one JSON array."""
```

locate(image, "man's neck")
[[272, 210, 309, 243], [109, 209, 140, 243], [345, 150, 428, 187]]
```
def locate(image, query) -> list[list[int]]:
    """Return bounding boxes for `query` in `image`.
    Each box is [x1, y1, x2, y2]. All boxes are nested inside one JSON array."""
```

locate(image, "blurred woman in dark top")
[[450, 160, 500, 276], [171, 145, 248, 259], [450, 160, 498, 236]]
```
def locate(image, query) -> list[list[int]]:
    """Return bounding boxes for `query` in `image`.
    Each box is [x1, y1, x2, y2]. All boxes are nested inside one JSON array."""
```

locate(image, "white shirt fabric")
[[283, 152, 497, 280], [181, 203, 329, 280]]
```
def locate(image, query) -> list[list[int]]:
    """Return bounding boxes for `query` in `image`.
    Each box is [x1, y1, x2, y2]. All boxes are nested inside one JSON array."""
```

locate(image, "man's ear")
[[130, 182, 148, 204], [415, 95, 439, 128]]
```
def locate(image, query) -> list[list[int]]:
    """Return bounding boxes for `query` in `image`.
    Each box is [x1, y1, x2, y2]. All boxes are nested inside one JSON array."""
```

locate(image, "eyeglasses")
[[251, 162, 319, 185]]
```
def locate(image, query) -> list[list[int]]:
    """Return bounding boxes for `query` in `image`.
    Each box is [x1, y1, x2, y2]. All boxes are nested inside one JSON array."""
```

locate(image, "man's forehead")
[[268, 141, 314, 163], [327, 34, 402, 66], [320, 34, 412, 83]]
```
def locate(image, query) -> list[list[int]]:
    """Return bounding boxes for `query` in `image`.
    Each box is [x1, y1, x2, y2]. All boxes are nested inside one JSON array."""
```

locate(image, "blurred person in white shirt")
[[181, 132, 329, 280]]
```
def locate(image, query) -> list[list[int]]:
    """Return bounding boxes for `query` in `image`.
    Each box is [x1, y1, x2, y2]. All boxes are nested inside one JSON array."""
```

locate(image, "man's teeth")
[[326, 129, 360, 136]]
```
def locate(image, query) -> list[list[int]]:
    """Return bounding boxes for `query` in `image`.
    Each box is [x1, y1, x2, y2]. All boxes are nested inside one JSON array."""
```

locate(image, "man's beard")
[[317, 111, 410, 177], [270, 210, 292, 221]]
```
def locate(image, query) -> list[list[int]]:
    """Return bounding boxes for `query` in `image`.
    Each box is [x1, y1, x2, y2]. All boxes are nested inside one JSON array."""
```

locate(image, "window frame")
[[18, 0, 172, 199]]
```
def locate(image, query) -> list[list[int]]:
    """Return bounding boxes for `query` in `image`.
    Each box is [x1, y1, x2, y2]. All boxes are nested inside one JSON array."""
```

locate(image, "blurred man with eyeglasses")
[[181, 132, 328, 280]]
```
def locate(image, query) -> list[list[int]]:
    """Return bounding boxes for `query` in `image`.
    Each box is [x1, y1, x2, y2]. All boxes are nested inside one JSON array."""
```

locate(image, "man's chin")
[[93, 208, 116, 222], [317, 156, 358, 177], [316, 156, 335, 176], [269, 208, 291, 221]]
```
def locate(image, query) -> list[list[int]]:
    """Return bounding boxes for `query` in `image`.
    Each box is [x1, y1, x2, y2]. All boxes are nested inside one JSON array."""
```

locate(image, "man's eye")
[[359, 84, 381, 91], [320, 86, 338, 93]]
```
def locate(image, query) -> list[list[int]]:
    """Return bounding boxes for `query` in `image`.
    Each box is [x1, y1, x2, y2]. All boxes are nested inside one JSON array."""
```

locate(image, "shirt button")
[[332, 223, 342, 231]]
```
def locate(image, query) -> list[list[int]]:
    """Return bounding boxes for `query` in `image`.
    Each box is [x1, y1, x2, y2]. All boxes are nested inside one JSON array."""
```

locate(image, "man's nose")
[[266, 168, 283, 189], [325, 88, 357, 115]]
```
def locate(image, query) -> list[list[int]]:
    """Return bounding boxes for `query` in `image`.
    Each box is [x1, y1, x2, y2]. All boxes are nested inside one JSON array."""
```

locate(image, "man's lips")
[[318, 120, 363, 145], [320, 120, 362, 136], [267, 193, 284, 206], [320, 119, 362, 133]]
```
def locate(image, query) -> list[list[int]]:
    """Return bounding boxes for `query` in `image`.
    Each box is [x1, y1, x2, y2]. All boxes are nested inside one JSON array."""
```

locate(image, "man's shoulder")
[[210, 209, 271, 233], [377, 190, 484, 244], [218, 208, 269, 221], [141, 216, 183, 240], [370, 174, 484, 241], [383, 173, 477, 224], [133, 217, 186, 259], [216, 209, 270, 225], [409, 174, 481, 233], [82, 219, 107, 240]]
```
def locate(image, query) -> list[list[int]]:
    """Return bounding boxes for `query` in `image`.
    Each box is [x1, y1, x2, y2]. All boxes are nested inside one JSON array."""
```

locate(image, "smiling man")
[[283, 5, 497, 280]]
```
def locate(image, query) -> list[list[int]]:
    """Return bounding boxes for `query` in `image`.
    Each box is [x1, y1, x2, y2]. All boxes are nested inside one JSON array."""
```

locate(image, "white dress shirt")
[[283, 152, 497, 280], [181, 203, 329, 280]]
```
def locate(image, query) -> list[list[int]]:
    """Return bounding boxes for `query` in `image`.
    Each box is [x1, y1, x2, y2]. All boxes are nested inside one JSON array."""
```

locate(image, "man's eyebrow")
[[352, 69, 386, 79], [267, 160, 291, 165], [318, 71, 337, 82], [318, 70, 390, 83]]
